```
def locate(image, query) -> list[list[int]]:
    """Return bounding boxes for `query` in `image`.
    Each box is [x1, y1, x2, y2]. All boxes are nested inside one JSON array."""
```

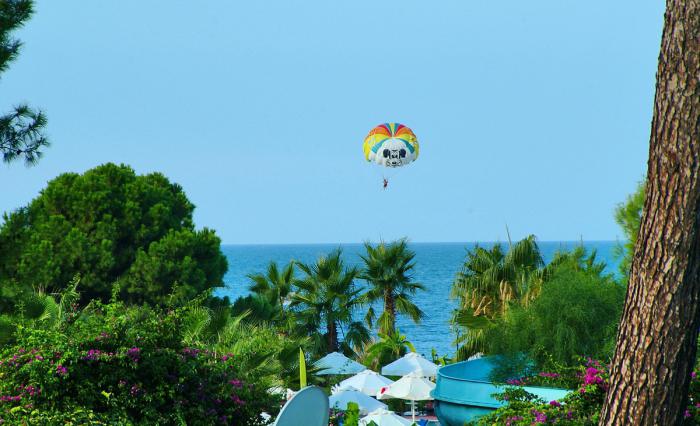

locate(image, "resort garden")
[[0, 162, 696, 425], [3, 0, 700, 425]]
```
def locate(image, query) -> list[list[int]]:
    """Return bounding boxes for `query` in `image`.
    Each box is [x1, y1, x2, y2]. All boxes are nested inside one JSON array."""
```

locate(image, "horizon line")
[[220, 239, 622, 246]]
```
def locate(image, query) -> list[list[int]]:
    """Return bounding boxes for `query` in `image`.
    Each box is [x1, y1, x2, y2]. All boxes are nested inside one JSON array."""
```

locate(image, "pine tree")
[[0, 0, 48, 166], [600, 0, 700, 423]]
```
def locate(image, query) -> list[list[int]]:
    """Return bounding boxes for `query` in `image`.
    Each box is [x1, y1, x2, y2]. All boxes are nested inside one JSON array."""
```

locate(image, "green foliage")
[[359, 239, 425, 334], [239, 261, 297, 330], [613, 180, 646, 282], [291, 249, 370, 356], [344, 401, 360, 426], [451, 236, 544, 360], [0, 1, 48, 165], [248, 261, 296, 308], [485, 253, 624, 379], [475, 359, 610, 425], [0, 163, 228, 306], [0, 300, 279, 425], [363, 330, 415, 371]]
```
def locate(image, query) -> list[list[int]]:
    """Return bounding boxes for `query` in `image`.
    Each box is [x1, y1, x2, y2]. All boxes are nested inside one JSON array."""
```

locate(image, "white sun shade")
[[329, 388, 388, 414], [381, 352, 438, 378], [376, 372, 435, 402], [359, 408, 413, 426], [337, 370, 395, 396], [314, 352, 367, 375]]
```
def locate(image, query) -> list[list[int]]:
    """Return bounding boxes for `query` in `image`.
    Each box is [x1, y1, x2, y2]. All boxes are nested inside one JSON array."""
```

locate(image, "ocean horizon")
[[217, 241, 622, 358]]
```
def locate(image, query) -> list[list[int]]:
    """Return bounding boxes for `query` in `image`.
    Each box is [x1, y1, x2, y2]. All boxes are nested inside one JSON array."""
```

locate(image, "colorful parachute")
[[363, 123, 419, 168]]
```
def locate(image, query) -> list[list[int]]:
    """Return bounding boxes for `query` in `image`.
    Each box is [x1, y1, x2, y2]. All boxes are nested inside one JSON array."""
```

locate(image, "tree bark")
[[384, 289, 396, 334], [327, 319, 338, 352], [599, 1, 700, 424]]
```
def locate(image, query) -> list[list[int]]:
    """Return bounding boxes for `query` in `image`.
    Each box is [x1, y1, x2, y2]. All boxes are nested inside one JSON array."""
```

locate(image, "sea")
[[217, 241, 620, 358]]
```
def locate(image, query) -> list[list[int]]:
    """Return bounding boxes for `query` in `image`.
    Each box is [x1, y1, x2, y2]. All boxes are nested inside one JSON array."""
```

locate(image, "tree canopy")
[[0, 0, 48, 165], [0, 163, 228, 305]]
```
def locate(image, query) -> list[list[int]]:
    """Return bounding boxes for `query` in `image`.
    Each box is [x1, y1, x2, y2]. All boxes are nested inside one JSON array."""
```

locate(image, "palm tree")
[[364, 329, 415, 371], [451, 235, 543, 360], [291, 249, 370, 355], [544, 245, 609, 278], [243, 260, 297, 331], [1, 276, 80, 346], [248, 260, 296, 308], [360, 239, 425, 335]]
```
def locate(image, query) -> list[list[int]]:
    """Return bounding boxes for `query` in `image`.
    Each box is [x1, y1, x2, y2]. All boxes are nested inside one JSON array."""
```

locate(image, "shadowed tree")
[[600, 1, 700, 424], [360, 239, 425, 334], [0, 0, 48, 165]]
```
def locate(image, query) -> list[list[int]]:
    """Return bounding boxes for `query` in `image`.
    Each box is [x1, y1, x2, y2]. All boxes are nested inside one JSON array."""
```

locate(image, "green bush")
[[0, 163, 228, 306], [0, 301, 279, 425], [486, 264, 625, 379]]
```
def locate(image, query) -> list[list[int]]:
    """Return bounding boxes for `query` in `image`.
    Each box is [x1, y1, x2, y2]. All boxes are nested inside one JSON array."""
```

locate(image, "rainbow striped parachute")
[[363, 123, 419, 168]]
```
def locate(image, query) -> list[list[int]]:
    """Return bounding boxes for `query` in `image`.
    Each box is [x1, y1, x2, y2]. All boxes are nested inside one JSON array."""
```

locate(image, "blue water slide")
[[431, 357, 571, 425]]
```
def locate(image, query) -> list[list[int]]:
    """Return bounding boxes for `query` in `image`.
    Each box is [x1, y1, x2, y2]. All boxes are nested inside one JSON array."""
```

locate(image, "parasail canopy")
[[363, 123, 419, 168]]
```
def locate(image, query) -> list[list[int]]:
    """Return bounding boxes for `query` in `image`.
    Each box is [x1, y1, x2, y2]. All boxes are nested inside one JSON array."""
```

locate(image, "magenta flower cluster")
[[1, 348, 44, 368], [127, 347, 141, 363], [230, 394, 245, 405], [505, 415, 523, 426], [82, 349, 121, 361], [56, 364, 68, 376], [182, 347, 201, 357], [0, 385, 41, 404], [130, 384, 142, 397], [583, 367, 604, 385], [531, 409, 547, 423], [83, 349, 105, 361], [538, 372, 560, 378]]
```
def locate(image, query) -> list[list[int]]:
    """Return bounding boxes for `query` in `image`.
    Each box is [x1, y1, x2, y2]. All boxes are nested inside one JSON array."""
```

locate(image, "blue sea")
[[217, 241, 620, 358]]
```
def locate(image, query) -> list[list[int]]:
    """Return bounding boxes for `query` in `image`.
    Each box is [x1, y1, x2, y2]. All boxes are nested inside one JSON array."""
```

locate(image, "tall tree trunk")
[[327, 319, 337, 352], [384, 289, 396, 334], [599, 1, 700, 424]]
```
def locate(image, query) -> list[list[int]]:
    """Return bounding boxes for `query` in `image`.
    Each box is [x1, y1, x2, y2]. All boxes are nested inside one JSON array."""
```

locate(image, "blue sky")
[[1, 1, 663, 244]]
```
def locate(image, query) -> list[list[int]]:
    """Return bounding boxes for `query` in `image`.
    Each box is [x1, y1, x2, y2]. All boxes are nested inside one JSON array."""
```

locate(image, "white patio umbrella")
[[329, 388, 388, 414], [381, 352, 438, 378], [337, 370, 394, 396], [314, 352, 366, 375], [359, 408, 412, 426], [376, 372, 436, 423]]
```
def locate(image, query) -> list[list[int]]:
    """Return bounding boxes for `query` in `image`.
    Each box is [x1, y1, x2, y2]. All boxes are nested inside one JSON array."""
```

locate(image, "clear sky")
[[1, 1, 663, 244]]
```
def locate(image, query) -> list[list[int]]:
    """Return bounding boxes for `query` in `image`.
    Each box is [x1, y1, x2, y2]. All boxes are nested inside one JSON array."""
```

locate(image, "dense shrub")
[[486, 264, 624, 380], [0, 301, 279, 425], [0, 163, 228, 306]]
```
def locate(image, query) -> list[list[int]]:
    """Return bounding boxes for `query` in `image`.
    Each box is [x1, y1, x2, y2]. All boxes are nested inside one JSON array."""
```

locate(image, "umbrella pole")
[[412, 400, 415, 423]]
